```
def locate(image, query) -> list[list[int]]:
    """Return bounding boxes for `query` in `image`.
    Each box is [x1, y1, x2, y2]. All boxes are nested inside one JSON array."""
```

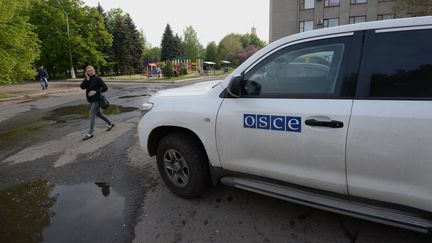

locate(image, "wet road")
[[0, 80, 431, 243], [0, 81, 185, 243]]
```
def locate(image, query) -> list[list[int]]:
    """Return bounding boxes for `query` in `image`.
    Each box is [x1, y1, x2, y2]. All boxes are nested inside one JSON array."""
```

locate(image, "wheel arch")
[[147, 126, 207, 158]]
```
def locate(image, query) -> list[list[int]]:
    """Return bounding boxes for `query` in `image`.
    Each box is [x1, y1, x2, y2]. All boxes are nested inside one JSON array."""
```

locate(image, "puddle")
[[0, 180, 56, 243], [118, 94, 150, 99], [42, 104, 138, 123], [0, 115, 49, 151], [0, 180, 126, 243], [0, 105, 138, 151]]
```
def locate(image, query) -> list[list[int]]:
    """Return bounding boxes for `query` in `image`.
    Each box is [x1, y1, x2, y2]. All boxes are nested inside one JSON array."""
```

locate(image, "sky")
[[84, 0, 269, 48]]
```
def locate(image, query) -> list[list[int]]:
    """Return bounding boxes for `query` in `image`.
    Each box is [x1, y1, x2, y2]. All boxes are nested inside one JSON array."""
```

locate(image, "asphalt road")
[[0, 80, 430, 243]]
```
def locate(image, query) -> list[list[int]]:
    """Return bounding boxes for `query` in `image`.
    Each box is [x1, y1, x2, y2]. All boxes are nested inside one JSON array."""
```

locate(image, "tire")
[[156, 132, 210, 198]]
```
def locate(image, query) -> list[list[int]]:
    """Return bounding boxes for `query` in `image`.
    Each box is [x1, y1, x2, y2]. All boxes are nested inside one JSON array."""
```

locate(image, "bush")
[[162, 61, 173, 78], [180, 67, 188, 75]]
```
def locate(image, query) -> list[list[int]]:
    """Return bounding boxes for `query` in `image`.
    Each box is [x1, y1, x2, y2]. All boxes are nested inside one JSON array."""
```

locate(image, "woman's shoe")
[[82, 134, 94, 141], [106, 124, 115, 131]]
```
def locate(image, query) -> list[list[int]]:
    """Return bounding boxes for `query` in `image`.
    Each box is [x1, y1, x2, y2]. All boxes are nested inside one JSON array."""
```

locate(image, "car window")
[[358, 29, 432, 99], [242, 43, 345, 98]]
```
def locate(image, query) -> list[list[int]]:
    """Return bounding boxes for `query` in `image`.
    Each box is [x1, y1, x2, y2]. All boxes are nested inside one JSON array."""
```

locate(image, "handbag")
[[100, 93, 109, 109]]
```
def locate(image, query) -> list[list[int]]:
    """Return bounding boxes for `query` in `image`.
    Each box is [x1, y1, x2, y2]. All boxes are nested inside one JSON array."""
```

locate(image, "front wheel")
[[156, 133, 210, 198]]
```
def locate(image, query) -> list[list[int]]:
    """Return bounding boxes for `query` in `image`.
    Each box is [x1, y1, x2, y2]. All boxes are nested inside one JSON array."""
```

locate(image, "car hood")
[[153, 80, 222, 98]]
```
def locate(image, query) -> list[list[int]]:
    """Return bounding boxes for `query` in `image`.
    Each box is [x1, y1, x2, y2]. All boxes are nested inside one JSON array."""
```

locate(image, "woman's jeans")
[[39, 78, 48, 89], [89, 102, 112, 134]]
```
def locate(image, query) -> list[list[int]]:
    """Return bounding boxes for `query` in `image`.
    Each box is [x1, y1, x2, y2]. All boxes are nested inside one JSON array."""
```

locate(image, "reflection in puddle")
[[0, 180, 126, 243], [43, 183, 126, 243], [0, 180, 57, 243], [95, 182, 111, 197]]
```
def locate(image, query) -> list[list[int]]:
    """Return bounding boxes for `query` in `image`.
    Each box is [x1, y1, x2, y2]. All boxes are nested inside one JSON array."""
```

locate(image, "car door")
[[346, 28, 432, 212], [216, 33, 362, 194]]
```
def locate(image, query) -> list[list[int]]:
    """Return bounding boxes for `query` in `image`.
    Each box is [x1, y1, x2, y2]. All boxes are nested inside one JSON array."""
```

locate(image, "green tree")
[[142, 47, 161, 64], [0, 0, 40, 84], [139, 30, 148, 50], [28, 0, 67, 77], [96, 2, 109, 30], [161, 24, 181, 61], [74, 5, 112, 70], [204, 41, 218, 62], [107, 9, 143, 74], [29, 0, 111, 77], [218, 33, 243, 62], [162, 61, 173, 78], [241, 33, 266, 49], [123, 13, 143, 73], [107, 8, 126, 74], [182, 26, 201, 60], [174, 34, 183, 57], [393, 0, 432, 17], [96, 3, 111, 75]]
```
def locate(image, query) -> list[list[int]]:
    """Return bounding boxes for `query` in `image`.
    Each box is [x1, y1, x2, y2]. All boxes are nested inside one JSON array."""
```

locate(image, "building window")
[[351, 0, 367, 4], [323, 18, 339, 28], [349, 16, 366, 24], [324, 0, 340, 7], [377, 14, 395, 20], [299, 21, 314, 32], [300, 0, 315, 9]]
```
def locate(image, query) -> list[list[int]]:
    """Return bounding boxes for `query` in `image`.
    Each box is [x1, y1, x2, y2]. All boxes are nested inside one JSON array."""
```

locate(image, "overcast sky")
[[84, 0, 269, 48]]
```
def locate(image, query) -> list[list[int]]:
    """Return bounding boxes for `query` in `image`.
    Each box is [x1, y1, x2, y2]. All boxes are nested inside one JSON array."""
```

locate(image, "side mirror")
[[226, 74, 242, 98]]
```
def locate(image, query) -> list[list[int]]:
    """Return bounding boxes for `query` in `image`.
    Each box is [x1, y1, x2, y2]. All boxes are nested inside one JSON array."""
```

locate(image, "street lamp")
[[55, 0, 76, 79]]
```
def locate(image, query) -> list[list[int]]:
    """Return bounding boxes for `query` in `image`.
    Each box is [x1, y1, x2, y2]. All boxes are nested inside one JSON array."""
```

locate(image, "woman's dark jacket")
[[80, 75, 108, 103]]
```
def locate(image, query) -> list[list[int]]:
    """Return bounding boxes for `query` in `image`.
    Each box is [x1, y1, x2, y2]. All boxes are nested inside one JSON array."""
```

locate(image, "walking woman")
[[80, 65, 114, 141]]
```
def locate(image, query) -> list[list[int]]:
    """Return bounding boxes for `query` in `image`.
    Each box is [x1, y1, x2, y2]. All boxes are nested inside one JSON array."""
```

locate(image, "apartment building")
[[270, 0, 402, 42]]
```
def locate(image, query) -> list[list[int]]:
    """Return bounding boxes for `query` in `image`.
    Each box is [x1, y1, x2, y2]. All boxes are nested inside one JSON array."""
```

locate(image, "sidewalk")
[[0, 81, 81, 103]]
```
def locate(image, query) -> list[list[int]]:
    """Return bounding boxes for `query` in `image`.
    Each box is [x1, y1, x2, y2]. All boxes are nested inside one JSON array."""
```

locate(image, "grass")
[[0, 93, 18, 99]]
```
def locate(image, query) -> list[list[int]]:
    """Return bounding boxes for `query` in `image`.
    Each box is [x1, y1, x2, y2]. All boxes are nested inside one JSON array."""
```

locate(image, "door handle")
[[305, 119, 344, 128]]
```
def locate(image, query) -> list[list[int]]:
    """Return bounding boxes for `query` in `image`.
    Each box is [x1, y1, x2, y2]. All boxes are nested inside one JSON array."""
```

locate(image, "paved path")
[[0, 81, 81, 102], [0, 75, 227, 103]]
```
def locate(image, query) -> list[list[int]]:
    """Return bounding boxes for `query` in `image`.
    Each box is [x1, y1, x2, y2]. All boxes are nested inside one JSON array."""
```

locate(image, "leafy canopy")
[[0, 0, 40, 83]]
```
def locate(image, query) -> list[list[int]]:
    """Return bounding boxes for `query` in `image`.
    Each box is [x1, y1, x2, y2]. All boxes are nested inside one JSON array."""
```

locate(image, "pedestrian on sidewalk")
[[37, 66, 49, 90], [80, 65, 114, 141]]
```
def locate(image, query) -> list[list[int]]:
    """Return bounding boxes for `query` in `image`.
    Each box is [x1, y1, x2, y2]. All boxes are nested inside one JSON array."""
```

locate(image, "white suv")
[[138, 16, 432, 233]]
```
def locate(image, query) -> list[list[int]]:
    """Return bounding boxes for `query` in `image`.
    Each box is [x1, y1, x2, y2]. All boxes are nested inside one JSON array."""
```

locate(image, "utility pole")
[[55, 0, 76, 79]]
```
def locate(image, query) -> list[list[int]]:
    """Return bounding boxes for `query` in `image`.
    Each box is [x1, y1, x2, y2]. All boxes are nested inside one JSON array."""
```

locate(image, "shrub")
[[162, 61, 173, 78], [180, 67, 188, 75]]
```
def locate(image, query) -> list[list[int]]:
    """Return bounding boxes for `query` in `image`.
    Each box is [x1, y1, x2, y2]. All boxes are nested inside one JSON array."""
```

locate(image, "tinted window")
[[359, 29, 432, 98], [241, 38, 349, 98]]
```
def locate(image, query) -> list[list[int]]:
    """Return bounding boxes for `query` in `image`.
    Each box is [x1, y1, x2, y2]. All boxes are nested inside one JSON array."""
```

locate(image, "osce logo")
[[243, 114, 301, 132]]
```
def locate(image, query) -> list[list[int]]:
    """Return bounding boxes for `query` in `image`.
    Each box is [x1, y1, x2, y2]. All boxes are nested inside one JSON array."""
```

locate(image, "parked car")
[[138, 16, 432, 233]]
